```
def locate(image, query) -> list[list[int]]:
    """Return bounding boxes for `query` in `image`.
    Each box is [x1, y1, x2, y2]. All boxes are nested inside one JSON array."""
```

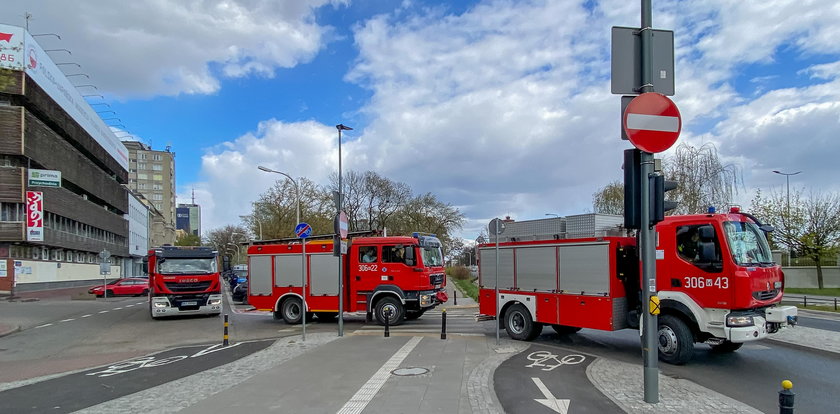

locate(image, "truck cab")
[[146, 246, 223, 318]]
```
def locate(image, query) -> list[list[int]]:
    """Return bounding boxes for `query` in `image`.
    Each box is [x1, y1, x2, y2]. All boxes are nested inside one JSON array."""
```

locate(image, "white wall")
[[13, 260, 120, 285]]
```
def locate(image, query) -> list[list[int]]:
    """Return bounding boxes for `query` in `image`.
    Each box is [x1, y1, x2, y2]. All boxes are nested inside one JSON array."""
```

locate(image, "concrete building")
[[122, 140, 176, 246], [0, 24, 129, 292], [124, 191, 150, 277], [176, 203, 201, 237]]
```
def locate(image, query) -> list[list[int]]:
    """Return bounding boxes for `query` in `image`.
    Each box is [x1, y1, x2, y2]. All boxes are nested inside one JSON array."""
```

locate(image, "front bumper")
[[725, 305, 798, 343], [151, 294, 223, 317]]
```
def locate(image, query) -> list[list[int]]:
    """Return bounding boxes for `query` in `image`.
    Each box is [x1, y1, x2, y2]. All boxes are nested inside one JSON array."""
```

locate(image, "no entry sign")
[[623, 93, 681, 153]]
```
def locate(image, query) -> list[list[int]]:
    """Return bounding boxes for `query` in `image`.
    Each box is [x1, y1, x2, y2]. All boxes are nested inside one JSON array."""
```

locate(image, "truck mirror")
[[759, 224, 775, 233], [698, 225, 715, 241], [142, 261, 148, 274], [405, 247, 415, 266], [222, 255, 231, 272]]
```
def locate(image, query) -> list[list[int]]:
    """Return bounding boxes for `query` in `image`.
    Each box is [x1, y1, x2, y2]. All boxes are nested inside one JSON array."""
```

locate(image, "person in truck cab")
[[361, 247, 377, 263], [677, 228, 700, 262]]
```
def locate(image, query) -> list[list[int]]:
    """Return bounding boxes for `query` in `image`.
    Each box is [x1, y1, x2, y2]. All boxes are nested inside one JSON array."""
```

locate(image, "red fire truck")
[[145, 246, 224, 319], [246, 233, 448, 325], [478, 208, 798, 364]]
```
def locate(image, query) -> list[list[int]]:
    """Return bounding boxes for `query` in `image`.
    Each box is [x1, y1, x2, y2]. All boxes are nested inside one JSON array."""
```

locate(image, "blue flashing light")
[[708, 206, 716, 214]]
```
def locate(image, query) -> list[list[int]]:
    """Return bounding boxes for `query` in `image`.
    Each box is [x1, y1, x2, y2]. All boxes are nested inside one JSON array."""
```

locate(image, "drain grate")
[[391, 367, 429, 376]]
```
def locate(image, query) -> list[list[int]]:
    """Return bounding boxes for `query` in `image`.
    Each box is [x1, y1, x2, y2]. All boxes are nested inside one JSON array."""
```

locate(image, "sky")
[[3, 0, 839, 242]]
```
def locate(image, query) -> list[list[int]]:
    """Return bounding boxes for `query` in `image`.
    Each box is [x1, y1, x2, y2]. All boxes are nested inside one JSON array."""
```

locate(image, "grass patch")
[[785, 288, 840, 297], [794, 304, 840, 313], [452, 277, 479, 301]]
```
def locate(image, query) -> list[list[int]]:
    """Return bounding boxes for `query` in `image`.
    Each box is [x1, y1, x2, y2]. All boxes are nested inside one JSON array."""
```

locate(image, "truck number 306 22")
[[358, 264, 378, 272], [684, 276, 729, 289]]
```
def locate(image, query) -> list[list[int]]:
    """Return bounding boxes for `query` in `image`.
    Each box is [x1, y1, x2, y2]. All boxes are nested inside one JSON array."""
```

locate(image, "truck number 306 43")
[[684, 276, 728, 289]]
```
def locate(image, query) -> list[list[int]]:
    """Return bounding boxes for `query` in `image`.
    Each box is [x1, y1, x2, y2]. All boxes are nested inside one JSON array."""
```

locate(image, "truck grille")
[[165, 281, 212, 292], [753, 289, 779, 301], [430, 274, 444, 286]]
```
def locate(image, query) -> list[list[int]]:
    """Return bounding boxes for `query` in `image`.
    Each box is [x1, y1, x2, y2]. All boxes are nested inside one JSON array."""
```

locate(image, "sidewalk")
[[445, 275, 478, 309]]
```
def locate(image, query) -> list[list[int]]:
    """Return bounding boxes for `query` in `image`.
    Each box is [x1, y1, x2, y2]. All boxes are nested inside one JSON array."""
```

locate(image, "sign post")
[[489, 218, 506, 345], [99, 249, 111, 301], [295, 222, 312, 341], [335, 211, 349, 336]]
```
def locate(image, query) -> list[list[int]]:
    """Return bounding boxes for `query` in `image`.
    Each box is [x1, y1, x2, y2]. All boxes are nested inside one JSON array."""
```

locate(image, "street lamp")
[[545, 213, 560, 217], [336, 124, 353, 337], [772, 170, 801, 215], [258, 165, 306, 340]]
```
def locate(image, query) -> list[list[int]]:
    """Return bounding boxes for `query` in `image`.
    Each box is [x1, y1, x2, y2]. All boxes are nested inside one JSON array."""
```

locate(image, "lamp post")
[[336, 124, 353, 337], [258, 166, 306, 340], [772, 170, 801, 255]]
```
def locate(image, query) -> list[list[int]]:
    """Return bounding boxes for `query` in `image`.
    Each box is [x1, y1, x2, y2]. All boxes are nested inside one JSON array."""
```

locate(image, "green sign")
[[28, 169, 61, 188]]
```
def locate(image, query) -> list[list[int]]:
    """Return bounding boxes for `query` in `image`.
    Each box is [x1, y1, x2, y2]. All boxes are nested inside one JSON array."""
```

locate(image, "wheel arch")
[[274, 293, 306, 313]]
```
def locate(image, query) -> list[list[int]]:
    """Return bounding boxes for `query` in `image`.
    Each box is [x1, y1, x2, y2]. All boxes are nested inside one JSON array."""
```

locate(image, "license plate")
[[434, 284, 442, 289], [181, 301, 197, 306]]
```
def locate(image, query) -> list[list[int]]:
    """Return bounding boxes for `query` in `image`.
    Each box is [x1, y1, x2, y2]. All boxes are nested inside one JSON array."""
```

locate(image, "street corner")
[[0, 323, 21, 338], [494, 344, 623, 414]]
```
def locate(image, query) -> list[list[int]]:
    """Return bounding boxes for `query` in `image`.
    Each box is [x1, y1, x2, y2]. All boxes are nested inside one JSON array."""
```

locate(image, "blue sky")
[[3, 0, 839, 241]]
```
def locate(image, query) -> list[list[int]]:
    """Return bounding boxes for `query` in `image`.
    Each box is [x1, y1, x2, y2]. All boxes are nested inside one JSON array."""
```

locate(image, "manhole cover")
[[391, 367, 429, 376]]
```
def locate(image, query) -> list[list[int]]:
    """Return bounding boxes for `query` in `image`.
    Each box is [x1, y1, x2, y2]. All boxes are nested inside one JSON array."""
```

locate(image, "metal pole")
[[337, 126, 344, 337], [292, 180, 305, 342], [640, 0, 659, 403], [495, 219, 500, 345]]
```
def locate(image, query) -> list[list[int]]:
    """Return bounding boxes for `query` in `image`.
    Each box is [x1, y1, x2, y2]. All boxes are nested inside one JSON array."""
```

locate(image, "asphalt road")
[[527, 323, 840, 414]]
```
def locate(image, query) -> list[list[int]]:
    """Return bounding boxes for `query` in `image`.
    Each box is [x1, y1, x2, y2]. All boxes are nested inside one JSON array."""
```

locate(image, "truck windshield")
[[723, 221, 773, 266], [421, 247, 444, 267], [158, 258, 217, 274]]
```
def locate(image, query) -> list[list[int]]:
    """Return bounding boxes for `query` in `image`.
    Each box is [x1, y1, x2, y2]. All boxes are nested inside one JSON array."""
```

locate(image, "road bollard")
[[453, 289, 457, 305], [778, 380, 794, 414], [441, 308, 447, 340], [835, 298, 837, 311], [803, 296, 807, 307], [223, 314, 229, 346], [384, 309, 390, 338]]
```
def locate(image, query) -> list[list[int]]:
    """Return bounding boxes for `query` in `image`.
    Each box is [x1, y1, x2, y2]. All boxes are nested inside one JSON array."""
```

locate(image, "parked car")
[[89, 278, 149, 298], [231, 280, 248, 303]]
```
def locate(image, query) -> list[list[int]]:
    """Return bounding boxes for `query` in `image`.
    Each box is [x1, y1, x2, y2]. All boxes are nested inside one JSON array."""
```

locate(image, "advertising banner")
[[26, 191, 44, 242], [0, 23, 129, 171], [28, 168, 62, 187]]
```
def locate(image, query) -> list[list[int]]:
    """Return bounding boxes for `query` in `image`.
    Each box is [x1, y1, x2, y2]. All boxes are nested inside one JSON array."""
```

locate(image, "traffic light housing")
[[624, 149, 642, 229], [650, 174, 678, 226]]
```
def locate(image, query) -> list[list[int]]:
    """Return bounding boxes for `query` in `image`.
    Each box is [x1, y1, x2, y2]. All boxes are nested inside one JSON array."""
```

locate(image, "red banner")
[[26, 191, 44, 241]]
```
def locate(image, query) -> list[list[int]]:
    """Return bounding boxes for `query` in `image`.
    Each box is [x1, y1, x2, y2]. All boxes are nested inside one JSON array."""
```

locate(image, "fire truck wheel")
[[375, 297, 405, 326], [280, 297, 304, 324], [709, 340, 743, 353], [505, 304, 542, 341], [657, 314, 694, 365], [551, 324, 582, 335]]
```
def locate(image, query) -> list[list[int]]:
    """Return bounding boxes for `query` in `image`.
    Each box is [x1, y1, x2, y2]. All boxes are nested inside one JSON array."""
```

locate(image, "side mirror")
[[405, 247, 415, 266], [759, 224, 775, 233], [222, 255, 231, 272]]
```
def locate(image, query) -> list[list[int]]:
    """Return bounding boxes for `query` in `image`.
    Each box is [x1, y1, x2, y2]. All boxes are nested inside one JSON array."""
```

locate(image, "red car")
[[89, 278, 149, 297]]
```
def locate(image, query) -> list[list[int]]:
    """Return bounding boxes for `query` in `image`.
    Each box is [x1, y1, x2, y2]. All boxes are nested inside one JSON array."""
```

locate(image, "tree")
[[751, 189, 840, 289], [592, 180, 624, 214], [175, 233, 201, 246], [592, 143, 742, 215], [205, 225, 249, 265]]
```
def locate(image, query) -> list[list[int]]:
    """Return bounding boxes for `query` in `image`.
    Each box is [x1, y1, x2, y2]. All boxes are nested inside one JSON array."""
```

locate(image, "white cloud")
[[5, 0, 344, 97]]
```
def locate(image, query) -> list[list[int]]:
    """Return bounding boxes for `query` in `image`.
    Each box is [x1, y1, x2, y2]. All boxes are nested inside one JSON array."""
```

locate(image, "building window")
[[153, 154, 162, 161], [152, 184, 162, 190], [152, 164, 162, 171], [138, 173, 148, 180], [0, 202, 25, 222], [138, 163, 147, 170], [152, 194, 163, 201], [139, 153, 147, 160], [153, 174, 163, 181]]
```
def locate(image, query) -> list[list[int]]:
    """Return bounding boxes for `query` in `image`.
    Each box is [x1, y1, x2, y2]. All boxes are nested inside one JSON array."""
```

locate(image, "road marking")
[[526, 351, 585, 371], [359, 327, 442, 332], [81, 314, 92, 318], [99, 311, 109, 314], [35, 323, 53, 329], [113, 307, 123, 310], [337, 336, 422, 414], [60, 318, 75, 322], [125, 304, 134, 308], [532, 377, 570, 413], [190, 343, 243, 358]]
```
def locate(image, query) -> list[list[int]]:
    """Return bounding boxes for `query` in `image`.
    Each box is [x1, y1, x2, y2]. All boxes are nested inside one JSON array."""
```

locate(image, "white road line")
[[125, 304, 134, 308], [359, 327, 442, 332], [337, 336, 422, 414], [35, 323, 53, 329], [60, 318, 75, 322], [113, 307, 123, 310], [81, 314, 93, 318], [99, 311, 109, 314]]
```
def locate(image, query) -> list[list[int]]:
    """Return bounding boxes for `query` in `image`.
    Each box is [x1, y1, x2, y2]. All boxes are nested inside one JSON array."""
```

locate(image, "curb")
[[0, 325, 21, 338]]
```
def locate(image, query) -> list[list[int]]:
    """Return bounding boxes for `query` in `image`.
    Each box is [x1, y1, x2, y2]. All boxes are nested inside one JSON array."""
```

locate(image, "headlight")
[[726, 315, 754, 327], [209, 298, 222, 305], [420, 294, 431, 306], [153, 302, 168, 308]]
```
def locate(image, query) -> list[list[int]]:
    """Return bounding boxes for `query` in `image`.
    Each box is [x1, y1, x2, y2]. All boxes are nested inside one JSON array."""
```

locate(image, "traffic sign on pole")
[[295, 222, 312, 239], [623, 92, 681, 153], [335, 211, 348, 239]]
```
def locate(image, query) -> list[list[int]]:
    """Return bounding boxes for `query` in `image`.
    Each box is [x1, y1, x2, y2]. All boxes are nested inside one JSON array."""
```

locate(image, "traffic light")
[[624, 149, 642, 229], [650, 174, 678, 226]]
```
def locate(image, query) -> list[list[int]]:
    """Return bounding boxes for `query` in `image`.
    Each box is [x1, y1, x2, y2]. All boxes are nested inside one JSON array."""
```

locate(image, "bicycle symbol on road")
[[525, 350, 586, 371]]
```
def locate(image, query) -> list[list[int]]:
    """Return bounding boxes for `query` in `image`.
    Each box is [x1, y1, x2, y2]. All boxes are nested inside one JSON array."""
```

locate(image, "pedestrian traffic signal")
[[624, 149, 642, 229], [650, 174, 678, 226]]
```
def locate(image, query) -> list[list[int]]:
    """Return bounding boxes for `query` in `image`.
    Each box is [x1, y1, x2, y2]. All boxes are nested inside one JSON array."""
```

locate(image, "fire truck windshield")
[[158, 258, 217, 274], [421, 247, 444, 267], [723, 221, 773, 266]]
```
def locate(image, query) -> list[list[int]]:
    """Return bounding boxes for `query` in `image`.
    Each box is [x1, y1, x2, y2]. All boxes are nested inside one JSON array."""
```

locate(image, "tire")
[[709, 340, 743, 353], [551, 324, 582, 335], [105, 290, 114, 298], [317, 312, 337, 322], [280, 297, 304, 324], [657, 314, 695, 365], [137, 289, 149, 297], [504, 304, 542, 341], [374, 296, 405, 326], [405, 309, 427, 321]]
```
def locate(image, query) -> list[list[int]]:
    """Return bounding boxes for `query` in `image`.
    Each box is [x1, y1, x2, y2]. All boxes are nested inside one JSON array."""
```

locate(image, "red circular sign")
[[623, 93, 681, 153]]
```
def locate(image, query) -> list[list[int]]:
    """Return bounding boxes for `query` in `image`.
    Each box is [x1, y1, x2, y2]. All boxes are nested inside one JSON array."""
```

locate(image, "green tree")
[[175, 233, 201, 246], [592, 180, 624, 214], [751, 189, 840, 289], [205, 225, 249, 265]]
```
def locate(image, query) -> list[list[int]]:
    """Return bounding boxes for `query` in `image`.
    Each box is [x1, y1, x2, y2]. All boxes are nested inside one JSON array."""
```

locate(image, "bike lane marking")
[[495, 344, 623, 414]]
